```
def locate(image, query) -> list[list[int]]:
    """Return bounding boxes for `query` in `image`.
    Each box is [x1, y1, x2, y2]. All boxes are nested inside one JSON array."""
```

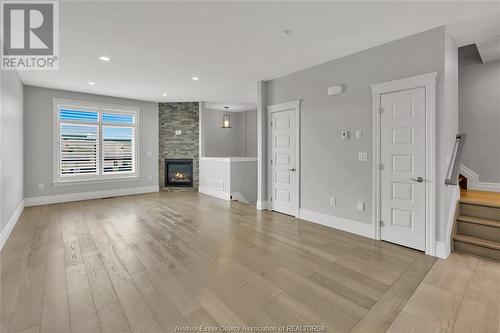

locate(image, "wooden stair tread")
[[460, 190, 500, 209], [453, 234, 500, 251], [457, 215, 500, 228], [460, 199, 500, 209]]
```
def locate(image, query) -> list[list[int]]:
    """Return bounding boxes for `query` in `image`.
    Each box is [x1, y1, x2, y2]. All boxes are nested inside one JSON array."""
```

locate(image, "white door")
[[380, 87, 426, 251], [269, 109, 298, 216]]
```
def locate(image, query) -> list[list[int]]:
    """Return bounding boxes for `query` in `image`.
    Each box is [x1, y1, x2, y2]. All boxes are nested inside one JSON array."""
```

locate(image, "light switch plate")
[[175, 130, 182, 135], [355, 130, 363, 139], [38, 183, 45, 190], [358, 152, 368, 162], [356, 201, 365, 211], [329, 196, 336, 206]]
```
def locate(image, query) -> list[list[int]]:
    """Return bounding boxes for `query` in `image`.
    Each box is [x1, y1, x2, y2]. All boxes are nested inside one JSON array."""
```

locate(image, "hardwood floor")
[[0, 191, 452, 332]]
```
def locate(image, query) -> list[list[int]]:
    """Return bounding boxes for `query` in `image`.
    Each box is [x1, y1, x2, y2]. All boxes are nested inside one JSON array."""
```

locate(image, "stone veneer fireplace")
[[159, 102, 199, 190]]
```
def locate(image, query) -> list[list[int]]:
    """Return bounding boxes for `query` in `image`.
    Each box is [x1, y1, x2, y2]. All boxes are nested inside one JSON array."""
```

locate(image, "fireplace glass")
[[165, 159, 193, 187]]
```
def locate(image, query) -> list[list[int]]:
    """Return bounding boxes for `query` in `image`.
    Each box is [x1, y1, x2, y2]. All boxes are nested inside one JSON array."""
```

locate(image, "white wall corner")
[[298, 209, 374, 239], [199, 186, 231, 201], [24, 185, 159, 207], [435, 241, 447, 259], [439, 185, 460, 259], [0, 200, 25, 251], [256, 200, 268, 211]]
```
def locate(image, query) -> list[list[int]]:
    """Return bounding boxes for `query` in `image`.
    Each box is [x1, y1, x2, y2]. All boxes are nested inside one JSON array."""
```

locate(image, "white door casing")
[[372, 72, 437, 255], [267, 101, 300, 217], [380, 87, 426, 250]]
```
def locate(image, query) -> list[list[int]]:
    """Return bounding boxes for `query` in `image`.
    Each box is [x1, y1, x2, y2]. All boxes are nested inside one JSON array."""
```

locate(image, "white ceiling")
[[18, 1, 500, 104], [448, 12, 500, 62], [204, 102, 256, 112]]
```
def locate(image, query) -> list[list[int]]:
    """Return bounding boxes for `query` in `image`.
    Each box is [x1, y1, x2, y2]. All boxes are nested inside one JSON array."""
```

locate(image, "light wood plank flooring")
[[387, 252, 500, 332], [0, 191, 447, 332]]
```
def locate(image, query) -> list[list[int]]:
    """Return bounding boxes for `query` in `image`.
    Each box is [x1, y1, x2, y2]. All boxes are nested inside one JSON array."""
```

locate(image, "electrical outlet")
[[329, 196, 336, 206], [356, 201, 365, 211], [358, 152, 368, 162], [38, 183, 45, 190], [175, 129, 182, 135], [355, 130, 363, 139]]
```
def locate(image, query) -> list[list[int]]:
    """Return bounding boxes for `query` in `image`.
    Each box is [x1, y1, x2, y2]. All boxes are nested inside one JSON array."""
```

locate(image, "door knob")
[[409, 177, 424, 182], [288, 168, 296, 172]]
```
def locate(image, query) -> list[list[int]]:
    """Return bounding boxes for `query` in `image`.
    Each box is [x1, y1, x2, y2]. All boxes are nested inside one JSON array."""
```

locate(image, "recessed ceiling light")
[[192, 76, 199, 81], [88, 81, 96, 86], [162, 93, 167, 97], [99, 56, 110, 61]]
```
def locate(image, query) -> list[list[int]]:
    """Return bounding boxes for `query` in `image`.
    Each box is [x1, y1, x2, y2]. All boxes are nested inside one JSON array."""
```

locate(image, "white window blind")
[[103, 124, 135, 174], [54, 100, 139, 183], [60, 124, 99, 175]]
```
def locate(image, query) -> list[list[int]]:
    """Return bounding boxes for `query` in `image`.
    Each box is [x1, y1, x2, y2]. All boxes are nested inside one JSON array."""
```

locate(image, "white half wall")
[[199, 157, 257, 205]]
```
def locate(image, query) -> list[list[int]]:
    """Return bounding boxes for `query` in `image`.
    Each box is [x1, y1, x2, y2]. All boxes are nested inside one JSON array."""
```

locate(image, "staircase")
[[453, 190, 500, 261]]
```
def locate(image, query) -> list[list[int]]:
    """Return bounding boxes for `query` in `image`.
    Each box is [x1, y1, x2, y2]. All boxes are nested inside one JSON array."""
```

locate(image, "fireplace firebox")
[[165, 159, 193, 187]]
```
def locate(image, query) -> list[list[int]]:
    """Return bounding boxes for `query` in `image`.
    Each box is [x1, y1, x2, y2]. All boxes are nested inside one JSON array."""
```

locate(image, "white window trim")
[[52, 98, 140, 185]]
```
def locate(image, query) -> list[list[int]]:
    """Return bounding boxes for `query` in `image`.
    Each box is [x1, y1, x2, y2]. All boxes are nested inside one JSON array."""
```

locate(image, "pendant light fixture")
[[221, 106, 231, 128]]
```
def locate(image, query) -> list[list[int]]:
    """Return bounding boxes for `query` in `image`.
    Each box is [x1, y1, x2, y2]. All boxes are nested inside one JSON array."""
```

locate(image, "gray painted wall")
[[1, 70, 23, 234], [245, 109, 258, 157], [23, 86, 159, 198], [231, 161, 258, 205], [263, 27, 456, 241], [459, 58, 500, 183], [202, 108, 257, 157]]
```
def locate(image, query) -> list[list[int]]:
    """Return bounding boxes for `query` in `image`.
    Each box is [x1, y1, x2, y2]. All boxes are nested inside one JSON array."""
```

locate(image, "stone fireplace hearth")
[[159, 102, 199, 190]]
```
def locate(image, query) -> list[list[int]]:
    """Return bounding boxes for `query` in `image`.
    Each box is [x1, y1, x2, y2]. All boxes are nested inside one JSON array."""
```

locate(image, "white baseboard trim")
[[299, 209, 374, 239], [1, 200, 25, 251], [198, 186, 231, 201], [461, 165, 500, 192], [256, 200, 268, 211], [231, 192, 250, 205], [435, 241, 447, 259], [24, 185, 159, 207]]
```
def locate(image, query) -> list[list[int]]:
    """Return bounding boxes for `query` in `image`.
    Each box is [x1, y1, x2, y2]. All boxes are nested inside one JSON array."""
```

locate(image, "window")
[[53, 99, 139, 183]]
